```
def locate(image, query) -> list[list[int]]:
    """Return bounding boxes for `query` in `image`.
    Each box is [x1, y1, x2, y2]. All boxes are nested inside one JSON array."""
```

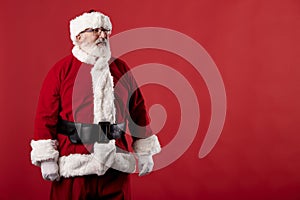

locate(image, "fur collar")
[[72, 45, 98, 65]]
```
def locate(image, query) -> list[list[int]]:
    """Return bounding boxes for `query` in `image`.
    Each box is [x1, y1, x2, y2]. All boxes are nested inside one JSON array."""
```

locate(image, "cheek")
[[86, 36, 98, 44], [80, 34, 98, 45]]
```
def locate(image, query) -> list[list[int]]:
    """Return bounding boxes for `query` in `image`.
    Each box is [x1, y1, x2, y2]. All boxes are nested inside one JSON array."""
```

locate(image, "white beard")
[[80, 39, 111, 64]]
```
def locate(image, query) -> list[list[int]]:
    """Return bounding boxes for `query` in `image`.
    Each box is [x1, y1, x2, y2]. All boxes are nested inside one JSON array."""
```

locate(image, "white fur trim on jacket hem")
[[133, 135, 161, 155], [59, 153, 109, 177], [58, 144, 136, 178], [111, 152, 136, 173], [30, 139, 59, 167]]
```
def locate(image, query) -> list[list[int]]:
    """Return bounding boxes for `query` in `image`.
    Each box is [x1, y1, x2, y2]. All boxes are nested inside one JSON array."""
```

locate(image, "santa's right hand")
[[94, 140, 116, 168], [41, 160, 60, 181]]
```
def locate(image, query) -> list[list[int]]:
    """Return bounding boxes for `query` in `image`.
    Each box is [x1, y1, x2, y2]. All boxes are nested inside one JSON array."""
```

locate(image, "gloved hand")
[[94, 140, 116, 168], [41, 160, 60, 181], [136, 154, 154, 176]]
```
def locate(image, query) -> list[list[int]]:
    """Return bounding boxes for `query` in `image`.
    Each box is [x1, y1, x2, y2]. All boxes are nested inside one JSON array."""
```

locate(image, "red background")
[[1, 0, 300, 199]]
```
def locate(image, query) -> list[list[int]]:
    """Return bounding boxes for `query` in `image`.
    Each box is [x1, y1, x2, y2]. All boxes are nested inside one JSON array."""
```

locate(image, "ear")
[[76, 35, 82, 43]]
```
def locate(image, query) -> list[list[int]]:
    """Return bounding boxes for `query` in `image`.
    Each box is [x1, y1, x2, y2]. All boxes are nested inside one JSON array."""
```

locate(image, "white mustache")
[[96, 39, 107, 46]]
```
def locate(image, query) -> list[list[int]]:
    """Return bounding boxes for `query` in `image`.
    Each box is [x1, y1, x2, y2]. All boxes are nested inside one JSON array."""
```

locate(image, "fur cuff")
[[30, 139, 59, 167], [133, 135, 161, 155]]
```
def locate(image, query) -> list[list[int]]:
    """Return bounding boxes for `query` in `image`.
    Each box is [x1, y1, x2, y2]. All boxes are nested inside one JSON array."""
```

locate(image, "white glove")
[[41, 160, 60, 181], [136, 154, 154, 176], [94, 140, 116, 168]]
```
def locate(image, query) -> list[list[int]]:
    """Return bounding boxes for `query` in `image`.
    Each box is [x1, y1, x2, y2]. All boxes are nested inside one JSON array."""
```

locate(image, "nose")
[[97, 30, 107, 39]]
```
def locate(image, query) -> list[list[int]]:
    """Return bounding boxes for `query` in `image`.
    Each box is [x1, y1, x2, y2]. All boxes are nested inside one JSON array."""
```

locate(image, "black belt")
[[57, 119, 126, 144]]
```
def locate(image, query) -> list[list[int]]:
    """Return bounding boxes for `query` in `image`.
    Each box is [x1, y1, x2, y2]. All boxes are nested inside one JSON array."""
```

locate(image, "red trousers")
[[50, 169, 131, 200]]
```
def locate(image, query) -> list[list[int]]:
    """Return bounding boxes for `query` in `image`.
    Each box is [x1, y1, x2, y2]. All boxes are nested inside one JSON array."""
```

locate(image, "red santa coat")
[[30, 54, 160, 177], [32, 55, 158, 199], [34, 54, 149, 149]]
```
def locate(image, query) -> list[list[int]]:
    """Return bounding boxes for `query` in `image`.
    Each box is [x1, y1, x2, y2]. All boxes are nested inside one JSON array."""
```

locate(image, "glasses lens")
[[81, 28, 110, 36]]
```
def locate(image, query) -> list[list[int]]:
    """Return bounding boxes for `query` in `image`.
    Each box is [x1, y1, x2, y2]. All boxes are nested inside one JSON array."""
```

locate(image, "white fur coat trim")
[[72, 45, 115, 124], [70, 11, 112, 45], [133, 135, 161, 155], [30, 139, 59, 167], [91, 61, 116, 124], [58, 143, 136, 178]]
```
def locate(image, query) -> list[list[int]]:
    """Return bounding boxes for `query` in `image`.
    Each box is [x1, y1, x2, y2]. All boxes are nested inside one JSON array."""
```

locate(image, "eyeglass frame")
[[79, 27, 111, 36]]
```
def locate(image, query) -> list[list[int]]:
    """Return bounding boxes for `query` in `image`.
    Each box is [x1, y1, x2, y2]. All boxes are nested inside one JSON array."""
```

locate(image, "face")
[[76, 28, 110, 57]]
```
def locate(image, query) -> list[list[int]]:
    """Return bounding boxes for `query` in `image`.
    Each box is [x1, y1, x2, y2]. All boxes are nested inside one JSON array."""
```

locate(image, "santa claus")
[[30, 10, 161, 200]]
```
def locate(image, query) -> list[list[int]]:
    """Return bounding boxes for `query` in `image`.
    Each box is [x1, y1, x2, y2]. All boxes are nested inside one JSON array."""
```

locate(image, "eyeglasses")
[[80, 28, 111, 36]]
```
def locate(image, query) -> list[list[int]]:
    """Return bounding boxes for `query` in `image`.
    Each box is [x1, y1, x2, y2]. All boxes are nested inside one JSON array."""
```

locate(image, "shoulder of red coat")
[[45, 54, 81, 78], [49, 54, 80, 71], [53, 54, 80, 67]]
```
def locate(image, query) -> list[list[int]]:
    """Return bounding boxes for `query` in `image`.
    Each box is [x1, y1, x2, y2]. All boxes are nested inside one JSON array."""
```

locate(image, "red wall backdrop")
[[1, 0, 300, 199]]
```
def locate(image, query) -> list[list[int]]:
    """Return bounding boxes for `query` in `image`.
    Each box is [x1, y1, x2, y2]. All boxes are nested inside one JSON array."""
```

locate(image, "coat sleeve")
[[30, 64, 62, 166], [124, 64, 161, 155], [34, 65, 61, 140], [122, 62, 151, 140]]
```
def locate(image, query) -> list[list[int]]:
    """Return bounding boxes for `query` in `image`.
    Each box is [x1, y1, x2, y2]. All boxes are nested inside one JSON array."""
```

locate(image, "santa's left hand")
[[41, 160, 60, 181], [136, 154, 154, 176]]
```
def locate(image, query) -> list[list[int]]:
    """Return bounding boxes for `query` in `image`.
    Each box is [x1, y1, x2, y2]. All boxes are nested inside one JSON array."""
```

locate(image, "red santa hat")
[[70, 10, 112, 45]]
